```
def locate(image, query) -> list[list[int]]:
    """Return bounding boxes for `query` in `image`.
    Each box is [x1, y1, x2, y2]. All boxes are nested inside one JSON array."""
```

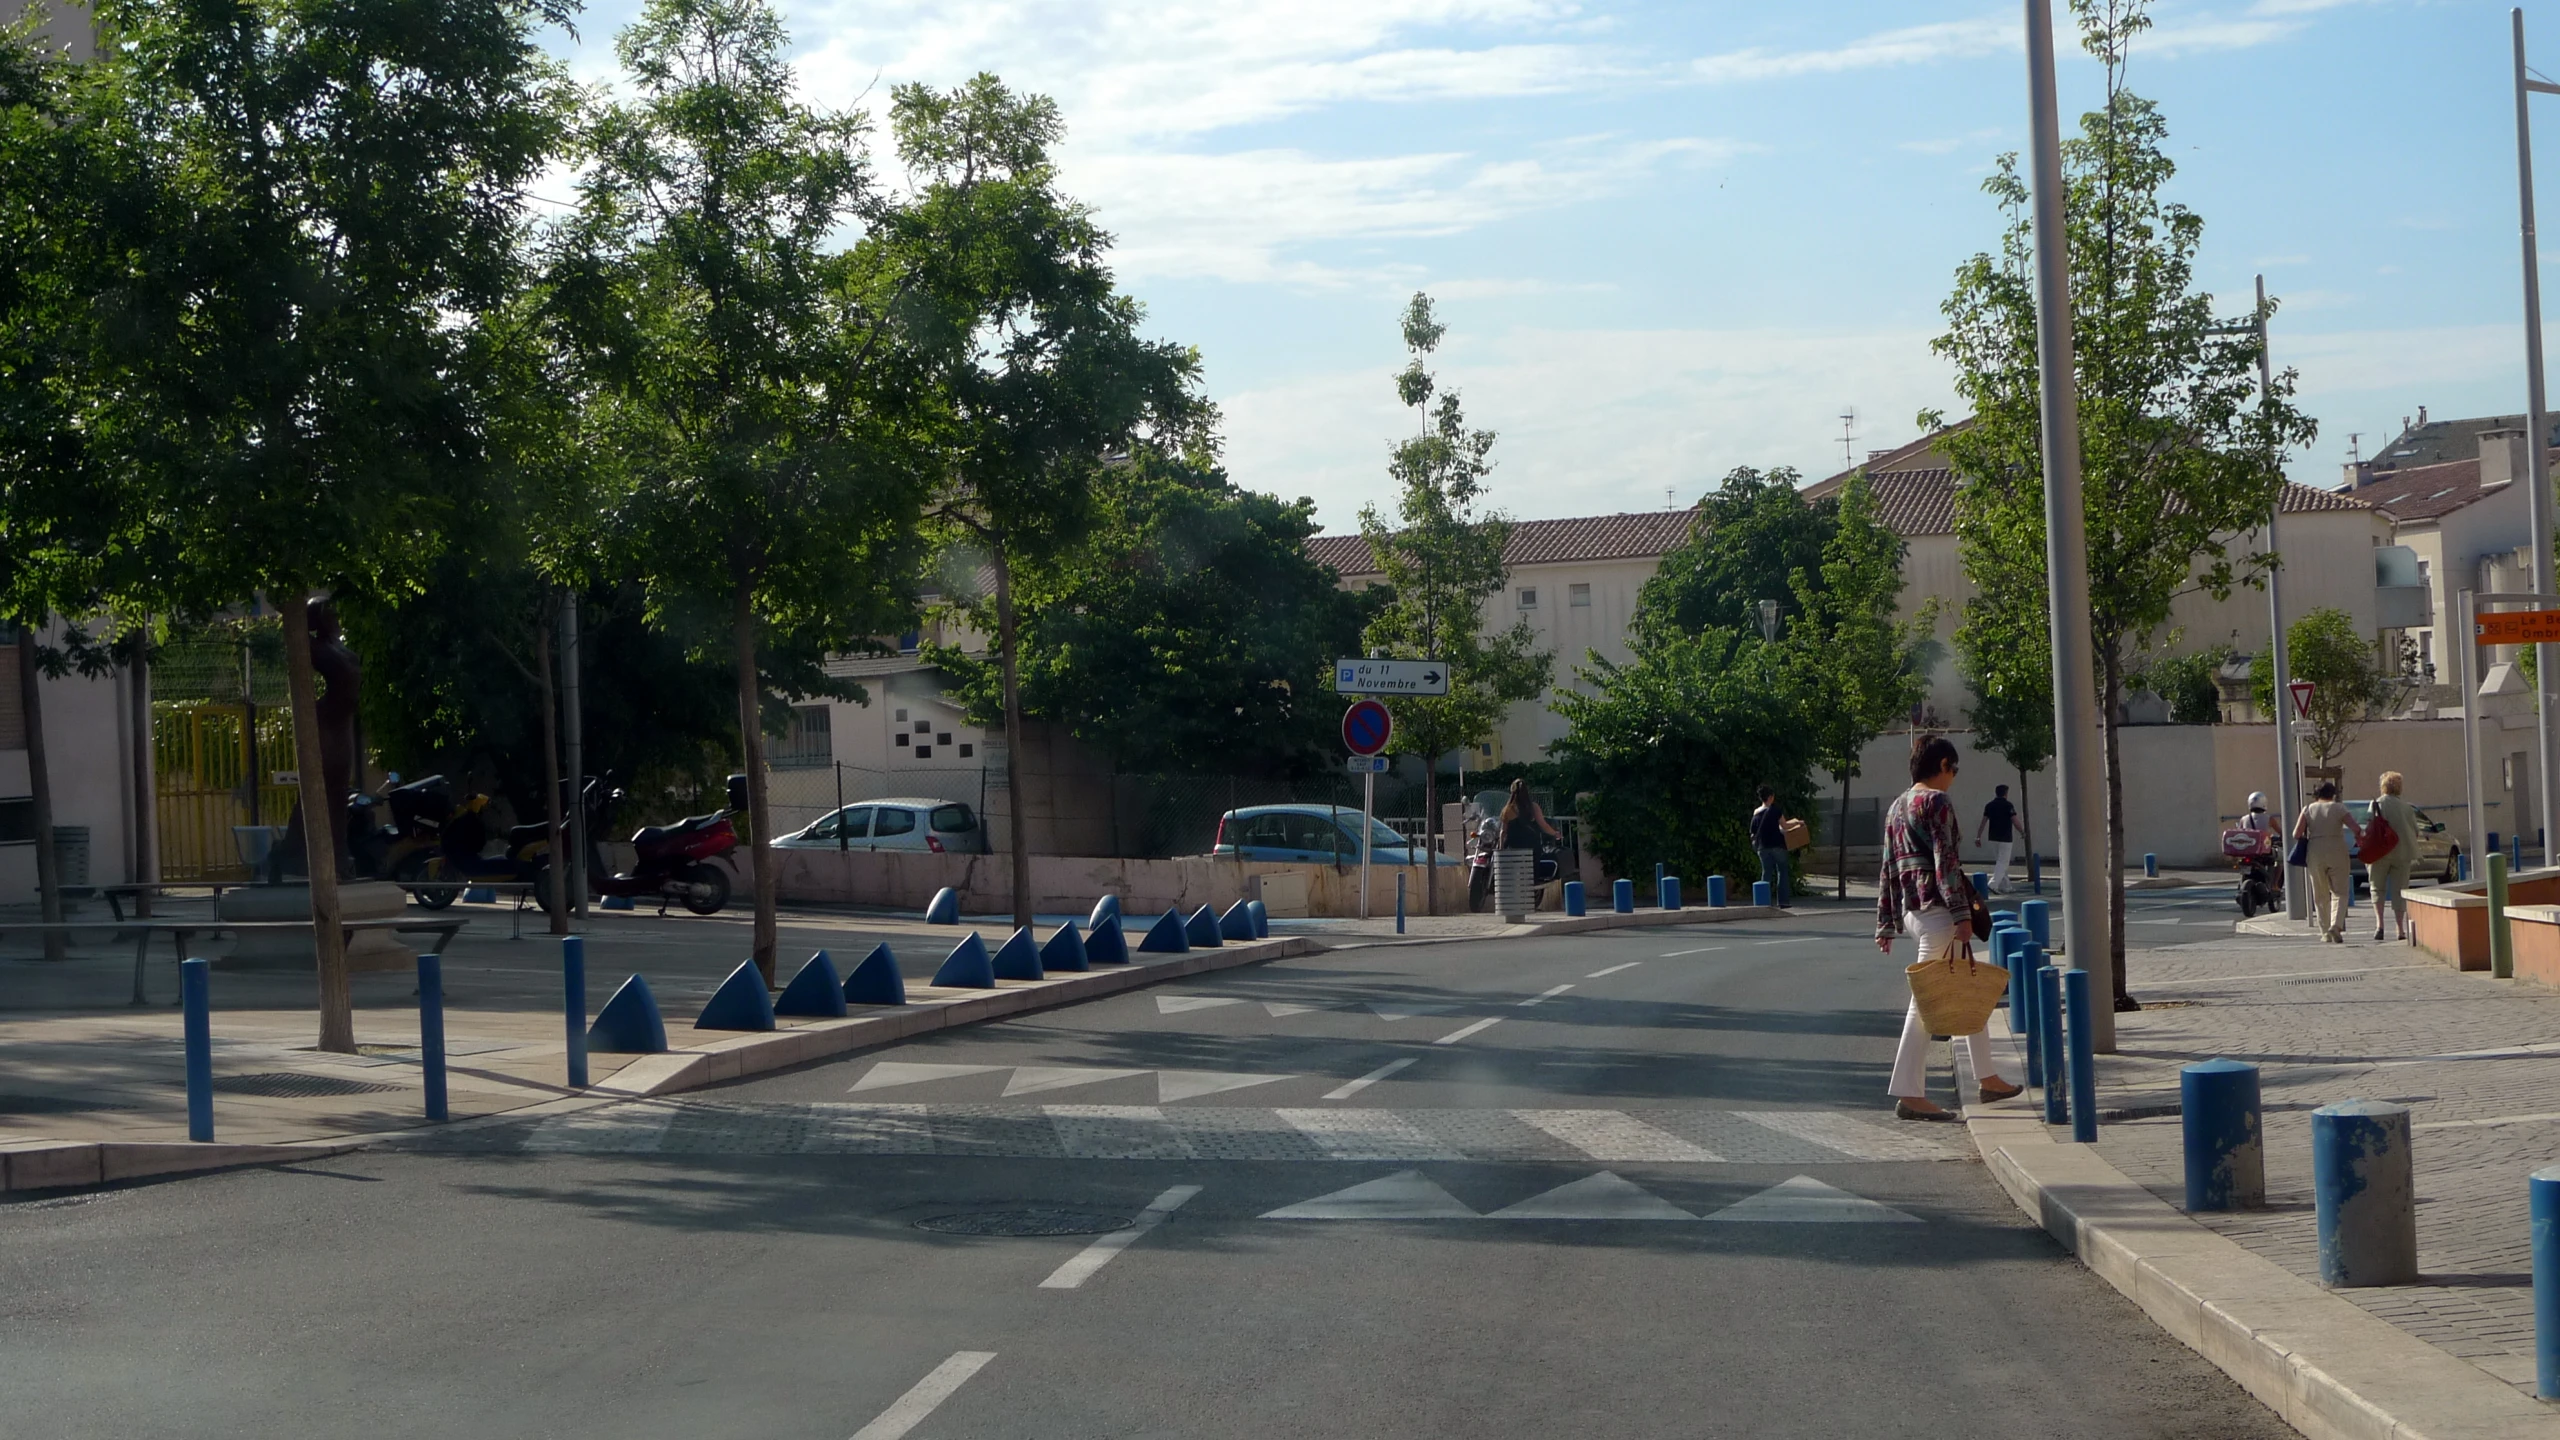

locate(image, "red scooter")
[[542, 775, 741, 916]]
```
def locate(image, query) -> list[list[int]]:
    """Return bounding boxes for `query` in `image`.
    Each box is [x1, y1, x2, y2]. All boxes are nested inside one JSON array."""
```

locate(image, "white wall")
[[0, 623, 146, 905], [1492, 555, 1660, 764]]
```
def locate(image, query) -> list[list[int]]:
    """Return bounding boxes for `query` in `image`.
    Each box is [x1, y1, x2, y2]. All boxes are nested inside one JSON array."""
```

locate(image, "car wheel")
[[678, 863, 730, 915]]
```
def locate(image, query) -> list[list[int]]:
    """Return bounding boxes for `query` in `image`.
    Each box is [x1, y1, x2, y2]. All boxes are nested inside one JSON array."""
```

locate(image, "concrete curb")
[[1962, 1106, 2559, 1439], [1, 1138, 363, 1194]]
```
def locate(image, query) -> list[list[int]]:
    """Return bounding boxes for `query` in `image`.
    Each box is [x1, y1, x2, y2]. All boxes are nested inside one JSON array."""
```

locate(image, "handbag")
[[1780, 816, 1812, 851], [1905, 789, 1993, 940], [2285, 834, 2310, 868], [2355, 814, 2400, 866], [1907, 937, 2010, 1037]]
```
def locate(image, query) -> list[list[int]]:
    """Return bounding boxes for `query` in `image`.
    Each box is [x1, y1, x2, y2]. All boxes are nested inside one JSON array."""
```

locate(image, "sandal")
[[1894, 1099, 1959, 1122]]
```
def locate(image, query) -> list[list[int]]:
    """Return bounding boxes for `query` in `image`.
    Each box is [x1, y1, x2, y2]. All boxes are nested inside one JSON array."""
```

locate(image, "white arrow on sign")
[[1334, 658, 1450, 696]]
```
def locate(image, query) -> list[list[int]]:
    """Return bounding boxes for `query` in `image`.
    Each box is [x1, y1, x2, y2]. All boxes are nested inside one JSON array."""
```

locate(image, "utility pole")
[[2512, 8, 2560, 864], [2024, 0, 2115, 1049], [559, 592, 586, 919], [2217, 278, 2307, 919]]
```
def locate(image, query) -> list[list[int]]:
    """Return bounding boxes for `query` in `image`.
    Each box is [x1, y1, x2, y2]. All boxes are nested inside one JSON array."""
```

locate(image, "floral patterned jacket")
[[1876, 784, 1967, 943]]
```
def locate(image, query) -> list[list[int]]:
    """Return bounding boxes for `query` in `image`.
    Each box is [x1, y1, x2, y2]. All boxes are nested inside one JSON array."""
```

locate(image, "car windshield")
[[1328, 813, 1409, 848]]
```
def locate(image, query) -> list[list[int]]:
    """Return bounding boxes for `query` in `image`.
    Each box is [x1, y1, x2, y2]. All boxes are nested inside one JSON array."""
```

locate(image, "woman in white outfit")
[[1875, 735, 2022, 1121]]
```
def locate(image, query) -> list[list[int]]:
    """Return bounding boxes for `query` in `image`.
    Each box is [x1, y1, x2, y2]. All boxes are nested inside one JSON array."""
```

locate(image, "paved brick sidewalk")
[[2081, 923, 2560, 1396]]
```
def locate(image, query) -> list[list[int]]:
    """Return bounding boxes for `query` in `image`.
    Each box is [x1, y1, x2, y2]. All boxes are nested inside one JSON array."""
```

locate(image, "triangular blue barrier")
[[1186, 905, 1224, 948], [843, 942, 907, 1006], [587, 975, 667, 1053], [992, 927, 1045, 982], [694, 960, 777, 1031], [1087, 914, 1131, 965], [1089, 894, 1121, 930], [1246, 900, 1269, 938], [1041, 921, 1090, 973], [775, 951, 847, 1018], [931, 932, 996, 988], [1138, 910, 1190, 954], [601, 894, 635, 911], [924, 887, 961, 925], [1218, 901, 1255, 941], [463, 886, 497, 904]]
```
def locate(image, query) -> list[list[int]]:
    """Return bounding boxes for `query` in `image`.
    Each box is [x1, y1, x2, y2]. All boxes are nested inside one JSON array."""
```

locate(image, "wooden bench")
[[0, 917, 467, 1006]]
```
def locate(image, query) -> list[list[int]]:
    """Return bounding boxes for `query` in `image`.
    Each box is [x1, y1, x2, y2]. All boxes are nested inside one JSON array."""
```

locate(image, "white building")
[[2, 620, 153, 907]]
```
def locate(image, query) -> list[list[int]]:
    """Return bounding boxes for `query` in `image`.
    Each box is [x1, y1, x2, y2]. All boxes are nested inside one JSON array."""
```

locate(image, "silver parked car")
[[773, 798, 987, 854]]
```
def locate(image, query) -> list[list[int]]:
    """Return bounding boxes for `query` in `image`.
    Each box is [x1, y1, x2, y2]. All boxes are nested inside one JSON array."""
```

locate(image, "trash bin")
[[232, 824, 285, 875], [51, 824, 88, 887], [1492, 849, 1535, 922]]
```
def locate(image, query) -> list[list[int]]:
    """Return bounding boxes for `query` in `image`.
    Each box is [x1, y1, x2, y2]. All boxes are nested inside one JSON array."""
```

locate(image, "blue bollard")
[[1396, 872, 1406, 934], [419, 952, 448, 1123], [2022, 899, 2050, 951], [2181, 1059, 2263, 1210], [2312, 1100, 2418, 1286], [2017, 947, 2043, 1089], [563, 934, 588, 1089], [1612, 878, 1634, 914], [2461, 851, 2473, 882], [2064, 968, 2098, 1143], [181, 957, 213, 1142], [2143, 852, 2158, 878], [1654, 861, 1665, 899], [2534, 1164, 2560, 1397], [1972, 872, 1990, 905], [2029, 849, 2043, 894], [1751, 880, 1771, 908], [2517, 833, 2528, 872], [1563, 880, 1585, 917], [2037, 966, 2068, 1126], [1706, 874, 1728, 908], [1660, 876, 1682, 910]]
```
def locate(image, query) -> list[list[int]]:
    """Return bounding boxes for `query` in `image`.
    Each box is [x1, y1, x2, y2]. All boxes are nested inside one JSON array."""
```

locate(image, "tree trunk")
[[2100, 644, 2131, 1023], [536, 613, 567, 937], [994, 548, 1033, 933], [1422, 759, 1438, 916], [732, 577, 778, 985], [127, 622, 155, 919], [280, 594, 354, 1053], [15, 627, 64, 962], [1837, 770, 1851, 900]]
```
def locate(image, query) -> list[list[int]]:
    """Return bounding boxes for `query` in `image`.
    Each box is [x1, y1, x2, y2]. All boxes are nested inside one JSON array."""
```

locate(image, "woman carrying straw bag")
[[1876, 735, 2022, 1121]]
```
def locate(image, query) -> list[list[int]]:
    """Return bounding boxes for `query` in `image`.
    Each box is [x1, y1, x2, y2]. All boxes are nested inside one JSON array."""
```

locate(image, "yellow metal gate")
[[154, 702, 300, 882]]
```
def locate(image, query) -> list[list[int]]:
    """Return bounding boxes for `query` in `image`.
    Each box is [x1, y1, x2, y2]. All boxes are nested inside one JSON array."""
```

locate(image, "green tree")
[[549, 0, 928, 981], [2132, 644, 2231, 726], [934, 444, 1365, 777], [1783, 472, 1933, 898], [1930, 0, 2316, 1008], [889, 75, 1202, 932], [2250, 609, 2387, 769], [1958, 596, 2054, 873], [64, 0, 573, 1049], [1359, 294, 1552, 911], [1633, 465, 1830, 650]]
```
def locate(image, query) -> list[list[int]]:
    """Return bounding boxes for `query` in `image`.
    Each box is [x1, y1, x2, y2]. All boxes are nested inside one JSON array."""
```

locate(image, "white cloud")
[[1899, 127, 2005, 156], [1692, 19, 2015, 84]]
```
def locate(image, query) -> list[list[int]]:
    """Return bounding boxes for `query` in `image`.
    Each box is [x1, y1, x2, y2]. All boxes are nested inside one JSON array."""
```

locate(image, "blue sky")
[[551, 1, 2555, 531]]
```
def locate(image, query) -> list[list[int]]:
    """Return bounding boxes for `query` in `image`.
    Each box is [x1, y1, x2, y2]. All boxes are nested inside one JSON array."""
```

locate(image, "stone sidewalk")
[[2081, 922, 2560, 1397]]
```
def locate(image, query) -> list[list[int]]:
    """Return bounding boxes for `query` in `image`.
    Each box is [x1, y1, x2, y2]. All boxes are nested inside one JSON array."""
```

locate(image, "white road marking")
[[1586, 962, 1643, 977], [1001, 1066, 1148, 1098], [1321, 1057, 1415, 1101], [1044, 1106, 1192, 1160], [1263, 1002, 1324, 1017], [1038, 1184, 1201, 1289], [1155, 1070, 1291, 1103], [1704, 1175, 1920, 1224], [849, 1352, 996, 1440], [1276, 1108, 1464, 1160], [1754, 938, 1817, 946], [1368, 1002, 1460, 1020], [1660, 946, 1728, 958], [1433, 1017, 1504, 1045], [849, 1062, 1003, 1094], [1517, 984, 1574, 1007], [1732, 1110, 1964, 1162], [1156, 995, 1246, 1014], [1263, 1169, 1475, 1219], [1511, 1109, 1723, 1162], [1488, 1171, 1696, 1221]]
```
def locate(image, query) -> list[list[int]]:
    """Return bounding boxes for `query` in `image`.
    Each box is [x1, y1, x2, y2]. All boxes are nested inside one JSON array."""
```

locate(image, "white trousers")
[[1889, 906, 2017, 1099], [1990, 840, 2015, 892]]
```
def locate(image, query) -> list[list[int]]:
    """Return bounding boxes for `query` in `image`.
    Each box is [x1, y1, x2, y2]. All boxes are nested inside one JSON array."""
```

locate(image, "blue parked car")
[[1211, 804, 1460, 866]]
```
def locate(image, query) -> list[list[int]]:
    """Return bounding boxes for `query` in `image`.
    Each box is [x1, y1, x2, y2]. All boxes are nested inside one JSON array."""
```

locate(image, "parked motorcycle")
[[344, 774, 457, 899], [395, 789, 555, 911], [540, 774, 740, 916], [2223, 825, 2282, 918]]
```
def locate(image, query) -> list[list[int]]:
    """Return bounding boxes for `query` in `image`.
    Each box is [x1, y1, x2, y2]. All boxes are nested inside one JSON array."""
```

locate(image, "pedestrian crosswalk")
[[455, 1100, 1966, 1164], [1263, 1170, 1921, 1223]]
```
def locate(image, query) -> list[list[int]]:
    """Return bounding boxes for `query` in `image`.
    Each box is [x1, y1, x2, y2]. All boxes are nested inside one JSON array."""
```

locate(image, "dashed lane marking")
[[1039, 1184, 1201, 1289], [849, 1352, 995, 1440], [1586, 962, 1643, 978], [1433, 1017, 1504, 1045], [1321, 1057, 1415, 1101], [1661, 946, 1726, 957], [1517, 985, 1573, 1007]]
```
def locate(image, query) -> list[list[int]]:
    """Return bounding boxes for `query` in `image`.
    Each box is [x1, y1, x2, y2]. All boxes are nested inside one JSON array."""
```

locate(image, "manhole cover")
[[213, 1072, 406, 1098], [0, 1094, 139, 1115], [914, 1209, 1133, 1237]]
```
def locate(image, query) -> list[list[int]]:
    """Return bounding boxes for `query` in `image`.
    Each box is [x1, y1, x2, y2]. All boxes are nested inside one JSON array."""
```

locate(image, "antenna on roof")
[[2348, 432, 2361, 465], [1665, 485, 1674, 511], [1839, 408, 1858, 468]]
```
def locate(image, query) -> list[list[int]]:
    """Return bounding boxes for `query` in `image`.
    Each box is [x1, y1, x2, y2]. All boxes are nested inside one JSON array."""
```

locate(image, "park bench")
[[0, 916, 467, 1006]]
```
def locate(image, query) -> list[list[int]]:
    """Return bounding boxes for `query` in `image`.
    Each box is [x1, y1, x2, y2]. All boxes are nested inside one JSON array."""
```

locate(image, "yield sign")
[[2288, 680, 2316, 721]]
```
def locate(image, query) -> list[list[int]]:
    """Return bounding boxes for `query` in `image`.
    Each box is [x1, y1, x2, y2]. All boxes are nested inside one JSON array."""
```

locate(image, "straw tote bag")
[[1906, 939, 2010, 1038]]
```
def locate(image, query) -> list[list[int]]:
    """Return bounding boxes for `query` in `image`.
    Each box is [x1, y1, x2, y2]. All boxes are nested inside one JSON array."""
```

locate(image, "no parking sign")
[[1342, 699, 1393, 757]]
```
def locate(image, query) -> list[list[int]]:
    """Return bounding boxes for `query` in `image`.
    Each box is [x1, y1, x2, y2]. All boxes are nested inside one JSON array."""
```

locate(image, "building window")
[[0, 796, 32, 844], [936, 732, 952, 745], [959, 743, 974, 758], [894, 708, 908, 723], [914, 745, 933, 760], [1518, 587, 1538, 608], [914, 720, 930, 733], [769, 704, 832, 770], [894, 731, 909, 747], [1568, 583, 1591, 608]]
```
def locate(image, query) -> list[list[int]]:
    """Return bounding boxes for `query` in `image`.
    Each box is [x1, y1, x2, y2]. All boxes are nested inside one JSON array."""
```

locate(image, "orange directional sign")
[[2475, 609, 2560, 646]]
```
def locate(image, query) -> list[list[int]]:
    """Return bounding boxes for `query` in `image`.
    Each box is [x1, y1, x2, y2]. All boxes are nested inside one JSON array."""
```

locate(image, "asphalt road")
[[0, 889, 2294, 1439]]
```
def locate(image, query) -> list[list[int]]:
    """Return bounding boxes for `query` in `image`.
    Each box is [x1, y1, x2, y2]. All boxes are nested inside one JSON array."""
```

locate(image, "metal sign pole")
[[2516, 10, 2560, 867], [2251, 275, 2307, 921], [2465, 590, 2486, 874], [1360, 769, 1375, 920]]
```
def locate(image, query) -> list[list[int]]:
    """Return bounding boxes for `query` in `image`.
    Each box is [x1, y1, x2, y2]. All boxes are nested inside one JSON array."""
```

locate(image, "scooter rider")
[[2239, 792, 2271, 837]]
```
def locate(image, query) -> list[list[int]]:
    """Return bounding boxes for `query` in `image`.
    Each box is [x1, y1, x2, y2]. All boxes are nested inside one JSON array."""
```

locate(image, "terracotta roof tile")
[[1310, 510, 1700, 580], [2347, 452, 2545, 523]]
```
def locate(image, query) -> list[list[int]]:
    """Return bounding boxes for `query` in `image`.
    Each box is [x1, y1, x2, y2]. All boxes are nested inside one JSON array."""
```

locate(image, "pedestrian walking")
[[1876, 735, 2021, 1121], [2367, 771, 2421, 943], [1749, 786, 1791, 909], [1493, 779, 1560, 922], [1976, 784, 2018, 894], [2291, 781, 2364, 943]]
